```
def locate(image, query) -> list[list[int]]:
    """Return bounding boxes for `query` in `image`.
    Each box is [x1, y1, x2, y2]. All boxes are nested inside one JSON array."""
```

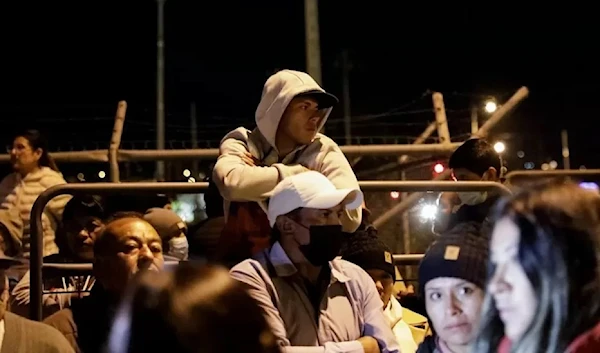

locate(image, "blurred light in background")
[[420, 204, 437, 222], [579, 182, 599, 192]]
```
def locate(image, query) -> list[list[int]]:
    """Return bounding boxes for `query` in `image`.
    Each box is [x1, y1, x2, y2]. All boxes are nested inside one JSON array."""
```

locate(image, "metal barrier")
[[392, 254, 424, 265], [359, 180, 511, 195], [505, 169, 600, 184], [30, 182, 210, 321], [29, 180, 510, 321], [0, 143, 461, 164]]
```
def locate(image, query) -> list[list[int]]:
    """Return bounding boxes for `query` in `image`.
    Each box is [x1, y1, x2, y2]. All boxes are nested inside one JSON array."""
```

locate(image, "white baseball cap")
[[267, 171, 363, 227]]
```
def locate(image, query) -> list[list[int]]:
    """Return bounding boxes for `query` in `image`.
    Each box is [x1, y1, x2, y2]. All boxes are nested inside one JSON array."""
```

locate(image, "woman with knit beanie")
[[416, 227, 489, 353]]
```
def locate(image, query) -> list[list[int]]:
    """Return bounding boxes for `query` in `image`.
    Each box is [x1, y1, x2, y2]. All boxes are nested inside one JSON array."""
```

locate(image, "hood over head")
[[255, 70, 338, 150]]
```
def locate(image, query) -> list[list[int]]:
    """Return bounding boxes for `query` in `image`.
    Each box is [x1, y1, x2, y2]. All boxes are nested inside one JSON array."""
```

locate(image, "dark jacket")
[[416, 335, 437, 353], [446, 193, 500, 237], [43, 285, 118, 353]]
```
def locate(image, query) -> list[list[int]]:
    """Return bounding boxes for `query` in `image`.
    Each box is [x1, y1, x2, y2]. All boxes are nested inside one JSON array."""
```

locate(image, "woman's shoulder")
[[37, 167, 67, 186]]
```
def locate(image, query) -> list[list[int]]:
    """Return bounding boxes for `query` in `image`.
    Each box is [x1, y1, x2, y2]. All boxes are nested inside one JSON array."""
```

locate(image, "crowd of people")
[[0, 69, 598, 352]]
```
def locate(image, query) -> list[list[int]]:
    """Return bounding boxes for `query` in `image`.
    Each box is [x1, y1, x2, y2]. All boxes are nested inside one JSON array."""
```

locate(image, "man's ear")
[[275, 215, 296, 235], [486, 167, 498, 181]]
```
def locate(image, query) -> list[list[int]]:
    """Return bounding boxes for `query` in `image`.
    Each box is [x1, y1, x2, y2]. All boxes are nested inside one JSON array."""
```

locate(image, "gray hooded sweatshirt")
[[213, 70, 362, 232]]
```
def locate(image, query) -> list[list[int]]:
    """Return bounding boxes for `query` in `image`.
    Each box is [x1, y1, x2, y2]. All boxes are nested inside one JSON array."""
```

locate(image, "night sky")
[[2, 2, 598, 174]]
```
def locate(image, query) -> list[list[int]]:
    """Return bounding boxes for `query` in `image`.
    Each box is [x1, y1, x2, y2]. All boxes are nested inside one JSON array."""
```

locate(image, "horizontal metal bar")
[[118, 149, 219, 161], [392, 254, 424, 265], [359, 180, 512, 195], [0, 150, 108, 163], [506, 169, 600, 183], [0, 143, 461, 164], [42, 261, 180, 275], [339, 143, 460, 156]]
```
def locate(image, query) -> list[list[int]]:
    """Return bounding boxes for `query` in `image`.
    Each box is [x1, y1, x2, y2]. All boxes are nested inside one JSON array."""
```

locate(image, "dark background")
[[2, 2, 597, 170]]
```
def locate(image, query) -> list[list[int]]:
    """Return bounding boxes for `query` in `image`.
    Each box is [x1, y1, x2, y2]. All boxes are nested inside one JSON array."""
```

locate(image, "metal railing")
[[30, 182, 209, 321], [392, 254, 424, 265], [0, 143, 462, 164], [505, 169, 600, 184], [29, 180, 511, 321]]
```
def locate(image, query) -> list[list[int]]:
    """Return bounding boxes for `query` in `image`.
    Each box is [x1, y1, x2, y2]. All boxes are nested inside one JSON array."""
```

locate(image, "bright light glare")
[[494, 142, 505, 153], [98, 171, 106, 179], [580, 182, 599, 191], [434, 163, 445, 174], [485, 101, 498, 113], [183, 169, 191, 177], [420, 204, 437, 221], [188, 177, 196, 183], [390, 191, 400, 199]]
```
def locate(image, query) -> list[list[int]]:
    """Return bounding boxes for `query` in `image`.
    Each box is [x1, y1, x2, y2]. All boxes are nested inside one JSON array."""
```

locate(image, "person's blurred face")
[[10, 136, 41, 174], [452, 167, 498, 206], [366, 269, 394, 308], [425, 277, 484, 348], [95, 218, 164, 295], [277, 203, 344, 264], [65, 216, 103, 262], [277, 96, 327, 146], [451, 168, 485, 182], [488, 217, 537, 342]]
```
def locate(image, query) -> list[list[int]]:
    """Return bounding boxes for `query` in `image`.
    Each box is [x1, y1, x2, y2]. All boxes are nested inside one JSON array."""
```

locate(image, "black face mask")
[[298, 225, 344, 266]]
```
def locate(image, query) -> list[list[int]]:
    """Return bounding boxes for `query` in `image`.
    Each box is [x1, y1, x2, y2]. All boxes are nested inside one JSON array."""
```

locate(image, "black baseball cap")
[[296, 90, 339, 109]]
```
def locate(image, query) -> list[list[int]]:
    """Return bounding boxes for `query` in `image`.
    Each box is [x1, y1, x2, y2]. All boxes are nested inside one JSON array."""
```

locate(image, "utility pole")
[[156, 0, 166, 181], [304, 0, 322, 85], [341, 50, 352, 145], [471, 106, 479, 135], [561, 129, 570, 170], [190, 102, 199, 177]]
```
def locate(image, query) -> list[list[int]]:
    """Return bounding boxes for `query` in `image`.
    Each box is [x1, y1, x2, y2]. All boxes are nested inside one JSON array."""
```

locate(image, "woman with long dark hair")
[[107, 263, 281, 353], [0, 130, 70, 258], [475, 181, 600, 353]]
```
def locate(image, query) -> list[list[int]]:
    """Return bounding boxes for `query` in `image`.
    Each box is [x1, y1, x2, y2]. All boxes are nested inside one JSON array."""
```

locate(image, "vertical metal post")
[[109, 101, 127, 183], [191, 102, 199, 176], [401, 171, 412, 280], [156, 0, 166, 180], [341, 50, 351, 145], [304, 0, 322, 85], [471, 106, 479, 135], [561, 130, 570, 170]]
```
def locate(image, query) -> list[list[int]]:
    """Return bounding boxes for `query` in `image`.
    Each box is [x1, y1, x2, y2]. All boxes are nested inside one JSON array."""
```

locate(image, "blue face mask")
[[168, 236, 189, 261]]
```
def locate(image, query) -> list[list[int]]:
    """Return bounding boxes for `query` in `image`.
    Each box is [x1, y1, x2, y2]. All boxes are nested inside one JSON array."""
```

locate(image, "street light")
[[494, 141, 505, 154], [485, 100, 498, 113]]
